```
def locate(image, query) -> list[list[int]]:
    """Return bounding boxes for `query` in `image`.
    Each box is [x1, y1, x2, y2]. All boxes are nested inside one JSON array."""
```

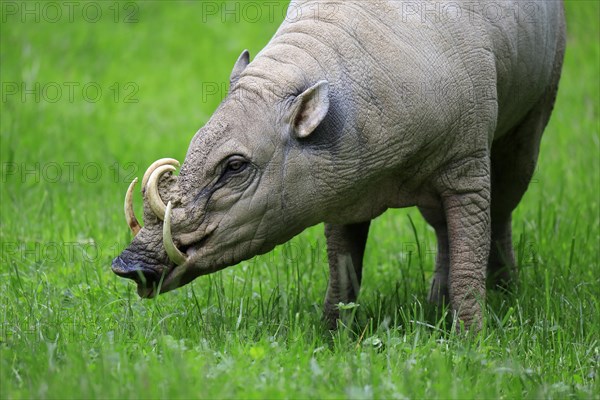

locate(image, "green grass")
[[1, 1, 598, 398]]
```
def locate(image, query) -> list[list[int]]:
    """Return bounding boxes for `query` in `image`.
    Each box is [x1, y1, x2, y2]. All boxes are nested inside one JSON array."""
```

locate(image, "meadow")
[[1, 1, 598, 398]]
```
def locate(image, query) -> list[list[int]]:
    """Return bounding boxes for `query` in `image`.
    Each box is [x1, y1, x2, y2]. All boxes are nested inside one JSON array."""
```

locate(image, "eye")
[[225, 156, 248, 173]]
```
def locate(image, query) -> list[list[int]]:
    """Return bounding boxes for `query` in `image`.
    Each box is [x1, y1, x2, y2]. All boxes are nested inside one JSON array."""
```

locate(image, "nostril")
[[111, 256, 129, 276], [112, 256, 131, 278]]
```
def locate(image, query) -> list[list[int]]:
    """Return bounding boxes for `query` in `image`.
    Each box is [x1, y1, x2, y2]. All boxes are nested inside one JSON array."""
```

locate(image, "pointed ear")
[[286, 80, 330, 139], [229, 50, 250, 86]]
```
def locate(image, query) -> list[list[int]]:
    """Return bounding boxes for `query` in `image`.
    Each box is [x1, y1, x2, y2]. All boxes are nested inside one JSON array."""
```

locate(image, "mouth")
[[112, 256, 164, 298], [137, 262, 194, 299], [112, 232, 212, 298], [155, 237, 207, 295], [125, 266, 182, 299]]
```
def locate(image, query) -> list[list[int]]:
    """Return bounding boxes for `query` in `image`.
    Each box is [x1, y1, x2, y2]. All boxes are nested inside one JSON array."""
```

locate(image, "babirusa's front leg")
[[323, 222, 370, 329], [440, 156, 491, 331]]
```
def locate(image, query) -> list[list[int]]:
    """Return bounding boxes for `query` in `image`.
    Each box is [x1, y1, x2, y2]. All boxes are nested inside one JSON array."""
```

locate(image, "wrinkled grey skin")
[[113, 0, 565, 330]]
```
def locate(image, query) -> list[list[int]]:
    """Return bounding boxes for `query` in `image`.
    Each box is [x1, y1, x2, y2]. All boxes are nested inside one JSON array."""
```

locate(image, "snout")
[[111, 256, 163, 298]]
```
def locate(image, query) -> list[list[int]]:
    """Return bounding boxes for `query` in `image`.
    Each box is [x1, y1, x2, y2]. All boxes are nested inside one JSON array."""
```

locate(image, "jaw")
[[135, 247, 227, 298], [136, 225, 218, 297], [126, 211, 287, 298], [148, 233, 270, 296], [132, 266, 191, 298]]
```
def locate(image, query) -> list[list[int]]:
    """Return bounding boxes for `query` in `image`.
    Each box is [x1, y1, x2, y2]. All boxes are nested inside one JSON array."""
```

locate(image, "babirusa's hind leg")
[[489, 87, 563, 288], [488, 215, 517, 288], [488, 108, 544, 289]]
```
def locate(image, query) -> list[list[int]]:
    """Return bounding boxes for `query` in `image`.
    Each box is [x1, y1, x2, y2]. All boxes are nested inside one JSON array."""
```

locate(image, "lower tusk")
[[163, 201, 187, 266], [124, 178, 141, 235]]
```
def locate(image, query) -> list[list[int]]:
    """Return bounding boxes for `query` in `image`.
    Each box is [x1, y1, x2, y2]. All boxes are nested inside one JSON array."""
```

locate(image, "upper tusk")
[[141, 158, 180, 194], [146, 164, 177, 220], [124, 177, 141, 235], [163, 201, 188, 266]]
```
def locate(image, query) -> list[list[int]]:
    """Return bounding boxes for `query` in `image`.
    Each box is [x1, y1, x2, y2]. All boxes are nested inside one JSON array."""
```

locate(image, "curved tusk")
[[146, 164, 177, 220], [124, 177, 141, 235], [141, 158, 180, 194], [163, 201, 187, 265]]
